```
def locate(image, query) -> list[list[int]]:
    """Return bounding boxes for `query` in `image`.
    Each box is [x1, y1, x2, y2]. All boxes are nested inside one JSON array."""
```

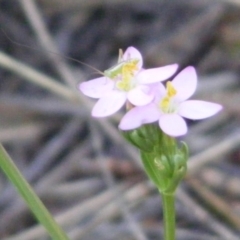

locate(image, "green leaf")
[[0, 145, 69, 240]]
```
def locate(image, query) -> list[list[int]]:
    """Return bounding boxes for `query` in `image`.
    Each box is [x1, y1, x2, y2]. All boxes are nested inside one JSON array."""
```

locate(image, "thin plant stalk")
[[161, 193, 176, 240], [0, 144, 69, 240]]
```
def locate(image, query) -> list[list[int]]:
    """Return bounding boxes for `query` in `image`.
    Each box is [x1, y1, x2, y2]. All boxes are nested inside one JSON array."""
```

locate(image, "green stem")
[[161, 193, 176, 240], [0, 145, 69, 240]]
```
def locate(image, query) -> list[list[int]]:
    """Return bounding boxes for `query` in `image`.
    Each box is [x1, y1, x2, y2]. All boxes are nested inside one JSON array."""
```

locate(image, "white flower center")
[[159, 81, 178, 113]]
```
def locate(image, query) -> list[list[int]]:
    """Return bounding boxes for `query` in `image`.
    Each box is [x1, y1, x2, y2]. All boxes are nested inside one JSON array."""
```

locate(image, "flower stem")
[[0, 144, 69, 240], [161, 192, 176, 240]]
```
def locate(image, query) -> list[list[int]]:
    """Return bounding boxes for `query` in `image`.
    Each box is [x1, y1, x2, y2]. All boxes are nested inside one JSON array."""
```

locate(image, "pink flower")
[[79, 46, 178, 117], [119, 66, 222, 137]]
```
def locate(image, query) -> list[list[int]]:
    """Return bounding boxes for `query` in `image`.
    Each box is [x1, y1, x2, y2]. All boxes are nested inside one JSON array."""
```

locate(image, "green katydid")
[[103, 49, 139, 80]]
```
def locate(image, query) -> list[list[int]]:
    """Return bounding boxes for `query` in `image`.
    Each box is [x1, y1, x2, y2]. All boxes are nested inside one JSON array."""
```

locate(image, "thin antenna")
[[1, 28, 104, 76]]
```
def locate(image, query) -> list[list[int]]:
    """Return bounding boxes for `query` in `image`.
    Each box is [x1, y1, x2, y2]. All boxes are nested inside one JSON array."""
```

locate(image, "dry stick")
[[188, 131, 240, 175], [0, 139, 92, 235], [0, 95, 88, 117], [3, 183, 130, 240], [0, 51, 76, 101], [200, 167, 240, 198], [186, 112, 229, 140], [19, 0, 77, 89], [0, 94, 123, 123], [197, 72, 239, 96], [184, 114, 229, 154], [177, 188, 239, 240], [38, 0, 156, 12], [43, 178, 103, 201], [69, 182, 153, 240], [219, 0, 240, 5], [25, 118, 84, 182], [36, 148, 92, 189], [187, 178, 240, 229], [182, 132, 240, 238], [0, 118, 84, 207], [0, 122, 48, 143], [99, 119, 140, 166], [90, 121, 148, 240]]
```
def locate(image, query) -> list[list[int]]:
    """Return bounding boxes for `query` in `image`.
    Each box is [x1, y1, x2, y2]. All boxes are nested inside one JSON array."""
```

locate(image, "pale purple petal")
[[178, 100, 222, 120], [119, 103, 160, 130], [137, 64, 178, 84], [92, 90, 126, 117], [123, 46, 143, 69], [159, 114, 187, 137], [79, 77, 113, 99], [149, 82, 166, 102], [127, 85, 154, 106], [172, 66, 197, 101]]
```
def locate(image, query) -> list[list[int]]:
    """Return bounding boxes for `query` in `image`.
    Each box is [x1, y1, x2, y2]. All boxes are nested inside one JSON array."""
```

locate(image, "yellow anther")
[[166, 81, 177, 97], [159, 82, 177, 113], [160, 96, 171, 113]]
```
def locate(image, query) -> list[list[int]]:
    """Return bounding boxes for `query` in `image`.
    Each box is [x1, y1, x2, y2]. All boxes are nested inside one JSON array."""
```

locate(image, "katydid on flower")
[[103, 49, 139, 80], [79, 46, 179, 117]]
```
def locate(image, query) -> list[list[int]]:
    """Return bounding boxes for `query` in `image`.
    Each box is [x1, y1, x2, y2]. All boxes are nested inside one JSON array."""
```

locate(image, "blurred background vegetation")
[[0, 0, 240, 239]]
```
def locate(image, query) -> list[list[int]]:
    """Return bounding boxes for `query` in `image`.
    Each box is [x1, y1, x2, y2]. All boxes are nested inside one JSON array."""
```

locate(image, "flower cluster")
[[79, 47, 222, 137]]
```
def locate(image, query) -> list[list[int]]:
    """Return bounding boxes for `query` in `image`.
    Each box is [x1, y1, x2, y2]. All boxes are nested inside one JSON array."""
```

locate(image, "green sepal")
[[138, 123, 161, 145], [140, 151, 161, 187], [179, 141, 188, 161], [121, 123, 189, 195], [121, 123, 162, 152], [154, 155, 172, 179], [122, 130, 154, 152], [140, 151, 168, 191], [161, 142, 188, 194]]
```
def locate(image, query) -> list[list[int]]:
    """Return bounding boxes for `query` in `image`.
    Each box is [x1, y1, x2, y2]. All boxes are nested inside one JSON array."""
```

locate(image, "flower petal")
[[127, 85, 154, 106], [92, 91, 126, 117], [149, 82, 166, 102], [172, 66, 197, 101], [159, 114, 187, 137], [123, 46, 143, 69], [119, 103, 160, 130], [79, 77, 113, 99], [178, 100, 222, 120], [137, 64, 178, 84]]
